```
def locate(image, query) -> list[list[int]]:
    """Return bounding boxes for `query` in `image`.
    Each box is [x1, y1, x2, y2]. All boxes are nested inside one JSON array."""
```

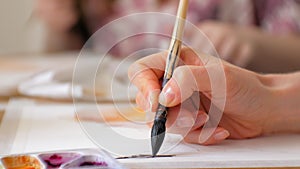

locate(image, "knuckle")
[[173, 66, 190, 81], [128, 62, 139, 80]]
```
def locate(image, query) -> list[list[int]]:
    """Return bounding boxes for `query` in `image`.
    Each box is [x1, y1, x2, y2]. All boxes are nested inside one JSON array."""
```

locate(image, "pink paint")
[[63, 155, 109, 168], [39, 153, 81, 169], [79, 161, 108, 167]]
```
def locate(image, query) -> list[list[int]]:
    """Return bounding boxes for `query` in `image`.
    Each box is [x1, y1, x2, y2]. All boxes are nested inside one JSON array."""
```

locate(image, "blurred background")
[[0, 0, 46, 55], [0, 0, 299, 72]]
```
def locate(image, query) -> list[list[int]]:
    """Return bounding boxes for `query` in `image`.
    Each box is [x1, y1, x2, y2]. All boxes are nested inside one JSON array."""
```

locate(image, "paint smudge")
[[116, 154, 175, 159]]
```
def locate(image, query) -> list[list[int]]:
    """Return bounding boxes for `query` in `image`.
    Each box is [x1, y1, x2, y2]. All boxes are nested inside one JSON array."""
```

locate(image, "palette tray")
[[0, 148, 124, 169]]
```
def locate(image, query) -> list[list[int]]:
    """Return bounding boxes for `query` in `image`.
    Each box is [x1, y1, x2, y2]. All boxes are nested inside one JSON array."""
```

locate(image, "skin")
[[128, 47, 300, 145]]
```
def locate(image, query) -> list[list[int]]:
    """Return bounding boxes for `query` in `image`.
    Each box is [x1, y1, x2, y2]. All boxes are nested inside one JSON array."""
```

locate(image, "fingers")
[[192, 111, 210, 130], [164, 104, 229, 145], [136, 92, 148, 111], [129, 48, 213, 109], [128, 52, 166, 100], [136, 90, 160, 112], [159, 65, 214, 107], [128, 48, 209, 93], [166, 106, 195, 135], [184, 127, 230, 145], [167, 107, 209, 135]]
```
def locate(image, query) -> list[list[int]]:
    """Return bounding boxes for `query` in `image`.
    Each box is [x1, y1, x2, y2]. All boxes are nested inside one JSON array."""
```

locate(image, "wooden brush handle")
[[163, 0, 189, 83]]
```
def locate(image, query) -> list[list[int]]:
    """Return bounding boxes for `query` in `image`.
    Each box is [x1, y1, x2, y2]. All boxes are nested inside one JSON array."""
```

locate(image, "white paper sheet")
[[1, 102, 300, 168], [9, 105, 97, 154]]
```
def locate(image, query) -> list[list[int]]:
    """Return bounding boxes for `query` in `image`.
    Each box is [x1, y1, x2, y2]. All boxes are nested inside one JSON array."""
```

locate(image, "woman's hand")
[[128, 47, 285, 145]]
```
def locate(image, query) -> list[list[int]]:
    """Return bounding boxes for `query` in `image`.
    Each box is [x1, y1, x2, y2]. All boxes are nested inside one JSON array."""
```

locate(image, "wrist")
[[260, 73, 300, 134]]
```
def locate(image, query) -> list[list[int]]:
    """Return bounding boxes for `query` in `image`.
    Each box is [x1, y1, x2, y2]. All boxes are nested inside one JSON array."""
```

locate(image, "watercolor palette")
[[0, 149, 124, 169]]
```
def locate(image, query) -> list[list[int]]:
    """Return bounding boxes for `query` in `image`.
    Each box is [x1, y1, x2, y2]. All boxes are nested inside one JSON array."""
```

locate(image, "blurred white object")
[[18, 70, 75, 100], [0, 53, 80, 98], [18, 55, 137, 101], [0, 72, 33, 96]]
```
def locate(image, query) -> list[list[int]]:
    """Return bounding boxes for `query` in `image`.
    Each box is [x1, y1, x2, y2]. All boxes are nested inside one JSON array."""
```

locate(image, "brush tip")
[[151, 119, 166, 157]]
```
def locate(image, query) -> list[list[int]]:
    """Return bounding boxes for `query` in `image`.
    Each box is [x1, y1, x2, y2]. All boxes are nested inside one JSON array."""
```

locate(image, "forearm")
[[262, 72, 300, 134], [247, 33, 300, 73]]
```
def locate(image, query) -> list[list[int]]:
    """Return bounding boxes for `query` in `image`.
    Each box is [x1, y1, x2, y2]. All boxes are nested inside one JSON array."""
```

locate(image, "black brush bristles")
[[151, 104, 167, 157], [151, 118, 166, 157]]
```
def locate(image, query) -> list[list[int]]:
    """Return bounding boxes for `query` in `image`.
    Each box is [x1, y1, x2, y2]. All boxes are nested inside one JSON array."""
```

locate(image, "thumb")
[[159, 65, 212, 107]]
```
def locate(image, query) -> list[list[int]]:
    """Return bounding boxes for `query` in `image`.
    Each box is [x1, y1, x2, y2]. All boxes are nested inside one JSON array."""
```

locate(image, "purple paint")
[[38, 153, 81, 169], [63, 155, 109, 168], [79, 161, 108, 167], [49, 154, 62, 160]]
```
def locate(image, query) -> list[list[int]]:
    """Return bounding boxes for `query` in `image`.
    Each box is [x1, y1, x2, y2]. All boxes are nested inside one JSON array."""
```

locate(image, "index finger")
[[128, 51, 167, 98], [128, 47, 207, 98]]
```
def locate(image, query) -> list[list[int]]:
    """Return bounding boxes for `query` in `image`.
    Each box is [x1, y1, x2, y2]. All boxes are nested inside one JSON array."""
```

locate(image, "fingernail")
[[196, 114, 209, 125], [214, 130, 230, 140], [159, 87, 175, 105], [176, 116, 195, 128]]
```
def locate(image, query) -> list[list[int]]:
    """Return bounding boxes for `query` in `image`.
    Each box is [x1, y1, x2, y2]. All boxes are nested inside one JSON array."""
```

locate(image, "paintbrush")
[[151, 0, 189, 157]]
